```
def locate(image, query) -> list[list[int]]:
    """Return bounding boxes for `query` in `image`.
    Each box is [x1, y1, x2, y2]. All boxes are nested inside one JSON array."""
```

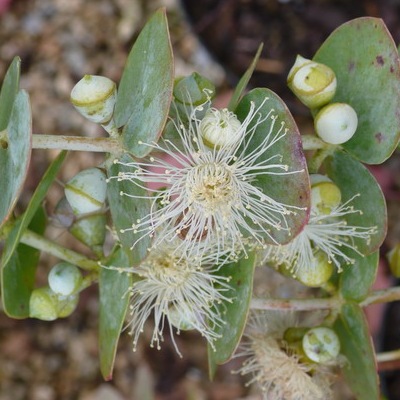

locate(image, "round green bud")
[[287, 55, 337, 109], [64, 167, 107, 215], [314, 102, 358, 145], [29, 287, 59, 321], [310, 174, 342, 215], [295, 250, 334, 287], [70, 75, 117, 124], [199, 108, 242, 148], [387, 244, 400, 278], [69, 213, 106, 251], [173, 72, 215, 107], [57, 293, 79, 318], [302, 326, 340, 364], [167, 304, 197, 331], [48, 262, 82, 296]]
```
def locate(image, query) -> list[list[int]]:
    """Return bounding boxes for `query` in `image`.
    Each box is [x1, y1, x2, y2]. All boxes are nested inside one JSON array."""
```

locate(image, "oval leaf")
[[99, 247, 132, 380], [0, 56, 20, 131], [314, 17, 400, 164], [208, 252, 256, 378], [114, 8, 174, 158], [0, 90, 32, 229], [334, 302, 379, 400], [107, 153, 151, 265], [324, 150, 386, 254], [340, 251, 379, 301], [1, 207, 46, 318], [235, 88, 310, 245]]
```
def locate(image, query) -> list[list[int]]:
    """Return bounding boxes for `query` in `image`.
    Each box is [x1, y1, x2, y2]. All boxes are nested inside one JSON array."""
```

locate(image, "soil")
[[0, 0, 400, 399]]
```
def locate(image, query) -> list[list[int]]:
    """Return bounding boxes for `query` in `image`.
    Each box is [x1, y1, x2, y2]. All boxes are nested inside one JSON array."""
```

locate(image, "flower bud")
[[70, 75, 117, 124], [69, 213, 106, 253], [310, 174, 341, 215], [302, 326, 340, 364], [57, 293, 79, 318], [172, 72, 216, 122], [64, 167, 107, 215], [29, 287, 58, 321], [287, 55, 336, 109], [295, 250, 334, 287], [314, 102, 358, 145], [48, 262, 82, 296], [167, 304, 197, 331], [199, 108, 242, 148], [387, 244, 400, 278]]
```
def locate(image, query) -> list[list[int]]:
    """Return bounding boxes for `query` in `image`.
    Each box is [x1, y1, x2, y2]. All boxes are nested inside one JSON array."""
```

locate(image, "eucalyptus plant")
[[1, 8, 400, 400]]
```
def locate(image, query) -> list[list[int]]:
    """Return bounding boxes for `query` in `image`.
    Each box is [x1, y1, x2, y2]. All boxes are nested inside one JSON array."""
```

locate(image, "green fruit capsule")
[[302, 326, 340, 364], [310, 174, 342, 215], [295, 250, 334, 287]]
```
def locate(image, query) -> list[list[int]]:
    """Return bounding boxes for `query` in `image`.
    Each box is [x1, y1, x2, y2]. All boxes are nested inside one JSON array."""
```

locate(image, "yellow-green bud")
[[295, 250, 334, 287], [302, 326, 340, 364], [387, 244, 400, 277], [29, 287, 59, 321], [199, 108, 242, 148], [57, 293, 79, 318], [48, 262, 82, 296], [314, 102, 358, 145], [287, 55, 337, 109], [70, 75, 117, 124], [310, 174, 341, 215], [65, 167, 107, 215], [69, 213, 106, 252], [167, 304, 196, 331]]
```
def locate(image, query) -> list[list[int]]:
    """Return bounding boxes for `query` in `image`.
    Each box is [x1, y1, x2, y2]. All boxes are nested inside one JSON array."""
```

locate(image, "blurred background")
[[1, 0, 400, 399]]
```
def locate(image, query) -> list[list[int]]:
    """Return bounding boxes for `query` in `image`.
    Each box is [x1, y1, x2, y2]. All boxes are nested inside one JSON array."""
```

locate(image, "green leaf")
[[107, 153, 151, 265], [1, 207, 46, 318], [0, 90, 32, 229], [339, 251, 379, 301], [334, 302, 379, 400], [99, 247, 132, 380], [324, 150, 386, 254], [0, 56, 20, 131], [208, 252, 256, 378], [114, 8, 174, 158], [314, 17, 400, 164], [1, 151, 67, 268], [228, 43, 263, 112], [235, 88, 310, 244]]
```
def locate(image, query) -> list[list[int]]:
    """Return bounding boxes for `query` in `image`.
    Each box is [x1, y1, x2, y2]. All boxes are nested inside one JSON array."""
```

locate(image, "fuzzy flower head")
[[235, 311, 335, 400], [263, 187, 377, 285], [110, 96, 303, 263], [112, 240, 232, 357]]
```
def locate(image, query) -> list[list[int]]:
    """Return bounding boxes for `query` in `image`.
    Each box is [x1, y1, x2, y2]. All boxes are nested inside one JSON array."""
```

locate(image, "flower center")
[[186, 162, 235, 214]]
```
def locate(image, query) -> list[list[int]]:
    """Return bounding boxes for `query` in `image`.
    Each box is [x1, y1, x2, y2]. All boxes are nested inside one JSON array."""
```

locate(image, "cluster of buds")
[[29, 262, 82, 321], [288, 55, 358, 145]]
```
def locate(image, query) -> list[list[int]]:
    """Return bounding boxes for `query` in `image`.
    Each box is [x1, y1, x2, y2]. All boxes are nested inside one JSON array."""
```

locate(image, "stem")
[[361, 286, 400, 307], [376, 349, 400, 363], [20, 229, 99, 271], [79, 271, 99, 291], [307, 145, 336, 174], [32, 134, 123, 153], [250, 296, 341, 311], [301, 134, 328, 151]]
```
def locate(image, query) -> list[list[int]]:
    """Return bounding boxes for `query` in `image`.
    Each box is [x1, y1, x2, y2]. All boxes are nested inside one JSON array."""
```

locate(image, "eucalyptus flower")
[[263, 193, 377, 283], [110, 240, 232, 357], [110, 97, 303, 263], [235, 311, 335, 400]]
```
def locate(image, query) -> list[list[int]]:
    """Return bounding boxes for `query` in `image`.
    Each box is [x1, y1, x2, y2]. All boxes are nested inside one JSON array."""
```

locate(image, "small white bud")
[[70, 75, 117, 124], [302, 326, 340, 364], [48, 262, 82, 296], [310, 174, 342, 215], [199, 108, 242, 149], [64, 167, 107, 215], [287, 55, 337, 109], [314, 102, 358, 145]]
